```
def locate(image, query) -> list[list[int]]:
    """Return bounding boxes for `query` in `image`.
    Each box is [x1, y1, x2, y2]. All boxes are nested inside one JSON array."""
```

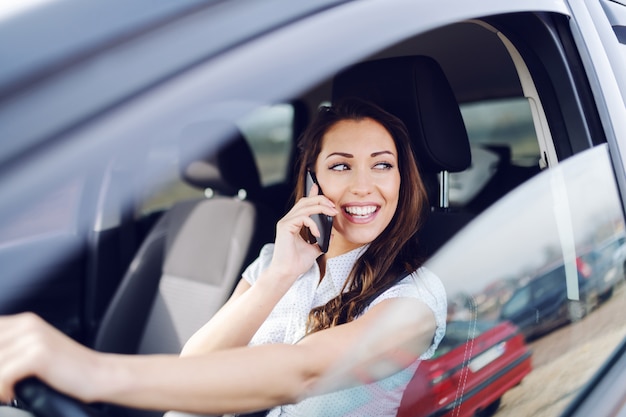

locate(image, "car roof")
[[0, 0, 571, 221], [0, 0, 349, 97], [0, 0, 210, 95]]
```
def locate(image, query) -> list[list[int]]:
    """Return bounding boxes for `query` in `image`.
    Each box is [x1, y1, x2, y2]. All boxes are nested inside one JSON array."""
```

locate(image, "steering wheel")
[[13, 378, 101, 417]]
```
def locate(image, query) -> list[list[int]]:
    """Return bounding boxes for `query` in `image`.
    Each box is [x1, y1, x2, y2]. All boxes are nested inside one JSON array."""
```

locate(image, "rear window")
[[450, 98, 542, 210], [238, 104, 294, 186], [460, 98, 540, 167], [138, 103, 295, 215]]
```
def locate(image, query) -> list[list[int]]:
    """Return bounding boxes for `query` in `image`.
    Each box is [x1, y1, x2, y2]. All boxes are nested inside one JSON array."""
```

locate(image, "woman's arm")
[[180, 269, 286, 356], [109, 298, 436, 413], [0, 298, 435, 414]]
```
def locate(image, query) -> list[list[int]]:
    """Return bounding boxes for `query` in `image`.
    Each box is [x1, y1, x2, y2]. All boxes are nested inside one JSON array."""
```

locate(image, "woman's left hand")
[[0, 313, 99, 404]]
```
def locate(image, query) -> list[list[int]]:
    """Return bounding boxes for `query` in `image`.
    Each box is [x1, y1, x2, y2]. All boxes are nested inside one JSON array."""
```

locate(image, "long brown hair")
[[293, 98, 429, 333]]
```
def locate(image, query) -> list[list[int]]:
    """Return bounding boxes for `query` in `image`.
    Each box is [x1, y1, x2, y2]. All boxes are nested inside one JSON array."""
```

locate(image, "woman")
[[0, 98, 446, 416]]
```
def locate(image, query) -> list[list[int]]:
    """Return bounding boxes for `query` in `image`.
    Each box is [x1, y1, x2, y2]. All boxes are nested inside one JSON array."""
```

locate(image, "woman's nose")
[[350, 170, 373, 195]]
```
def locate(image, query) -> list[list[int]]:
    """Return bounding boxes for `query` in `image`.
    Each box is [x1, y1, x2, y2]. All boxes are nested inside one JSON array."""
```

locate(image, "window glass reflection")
[[424, 144, 626, 417]]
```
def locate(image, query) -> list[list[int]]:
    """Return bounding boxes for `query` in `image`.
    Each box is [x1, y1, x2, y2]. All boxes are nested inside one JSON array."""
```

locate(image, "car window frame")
[[567, 0, 626, 205]]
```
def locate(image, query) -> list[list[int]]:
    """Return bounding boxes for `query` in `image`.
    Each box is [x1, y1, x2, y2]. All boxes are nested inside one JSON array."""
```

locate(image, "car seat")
[[93, 121, 276, 417], [332, 55, 473, 257]]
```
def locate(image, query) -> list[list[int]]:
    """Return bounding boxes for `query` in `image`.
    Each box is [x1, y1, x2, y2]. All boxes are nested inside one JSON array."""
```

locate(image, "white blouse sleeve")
[[368, 267, 447, 360], [242, 243, 275, 285]]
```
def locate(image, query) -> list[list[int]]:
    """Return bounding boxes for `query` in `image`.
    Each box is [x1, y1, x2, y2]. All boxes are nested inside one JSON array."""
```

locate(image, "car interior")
[[2, 7, 626, 417], [89, 53, 474, 417], [105, 13, 604, 417]]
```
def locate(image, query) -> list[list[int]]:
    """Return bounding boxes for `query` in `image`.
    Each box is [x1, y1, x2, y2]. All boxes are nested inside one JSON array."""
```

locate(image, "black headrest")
[[332, 56, 471, 173], [179, 121, 262, 198]]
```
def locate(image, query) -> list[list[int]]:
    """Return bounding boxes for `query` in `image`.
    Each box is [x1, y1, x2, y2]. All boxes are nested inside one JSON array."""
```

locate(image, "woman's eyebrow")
[[325, 152, 353, 159], [371, 150, 395, 158], [325, 150, 395, 159]]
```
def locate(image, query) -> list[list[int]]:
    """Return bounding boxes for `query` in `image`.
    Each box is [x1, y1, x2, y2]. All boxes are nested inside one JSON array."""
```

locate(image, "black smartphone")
[[305, 170, 333, 253]]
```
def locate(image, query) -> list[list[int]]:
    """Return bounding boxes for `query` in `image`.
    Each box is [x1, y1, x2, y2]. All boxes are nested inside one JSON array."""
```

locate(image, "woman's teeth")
[[344, 206, 377, 217]]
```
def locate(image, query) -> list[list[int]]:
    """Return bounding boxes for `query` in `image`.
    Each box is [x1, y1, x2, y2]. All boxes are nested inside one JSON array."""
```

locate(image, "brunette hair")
[[293, 98, 429, 333]]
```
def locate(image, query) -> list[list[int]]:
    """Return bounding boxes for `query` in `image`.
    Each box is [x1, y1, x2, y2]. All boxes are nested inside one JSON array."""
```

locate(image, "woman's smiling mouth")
[[343, 205, 380, 221]]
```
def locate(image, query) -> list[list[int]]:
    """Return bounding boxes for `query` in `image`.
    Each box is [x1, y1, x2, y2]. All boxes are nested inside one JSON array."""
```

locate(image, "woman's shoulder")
[[410, 266, 446, 294], [368, 266, 447, 359], [241, 243, 275, 284], [391, 267, 448, 359], [367, 266, 446, 307], [393, 266, 445, 297]]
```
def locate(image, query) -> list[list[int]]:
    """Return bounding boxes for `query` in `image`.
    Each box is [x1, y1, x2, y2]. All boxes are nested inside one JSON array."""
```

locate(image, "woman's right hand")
[[266, 184, 337, 285]]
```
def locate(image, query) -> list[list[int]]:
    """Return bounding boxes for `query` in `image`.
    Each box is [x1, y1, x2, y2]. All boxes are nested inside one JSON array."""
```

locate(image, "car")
[[398, 320, 532, 417], [1, 0, 626, 416], [500, 260, 599, 340], [580, 235, 626, 301]]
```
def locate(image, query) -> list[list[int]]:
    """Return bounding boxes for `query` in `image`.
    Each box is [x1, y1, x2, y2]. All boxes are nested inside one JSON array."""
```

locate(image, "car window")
[[532, 267, 567, 300], [434, 320, 498, 357], [500, 286, 530, 317], [138, 103, 295, 215], [137, 141, 205, 216], [450, 98, 542, 209], [426, 144, 626, 416], [460, 98, 541, 167], [238, 103, 294, 186]]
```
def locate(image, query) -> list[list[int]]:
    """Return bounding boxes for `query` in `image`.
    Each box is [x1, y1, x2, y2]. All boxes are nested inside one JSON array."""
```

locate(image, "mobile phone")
[[305, 170, 333, 253]]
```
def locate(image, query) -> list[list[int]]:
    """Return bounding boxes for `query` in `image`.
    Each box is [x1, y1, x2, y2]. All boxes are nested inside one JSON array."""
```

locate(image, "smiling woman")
[[181, 98, 446, 416], [0, 99, 446, 417]]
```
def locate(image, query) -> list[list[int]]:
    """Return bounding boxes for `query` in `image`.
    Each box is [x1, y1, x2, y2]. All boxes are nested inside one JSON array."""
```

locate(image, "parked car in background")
[[500, 259, 598, 340], [580, 235, 626, 301], [398, 320, 532, 417], [2, 0, 626, 416]]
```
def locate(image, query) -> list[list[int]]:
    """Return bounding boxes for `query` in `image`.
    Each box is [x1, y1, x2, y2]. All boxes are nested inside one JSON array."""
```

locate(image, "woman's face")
[[314, 118, 401, 256]]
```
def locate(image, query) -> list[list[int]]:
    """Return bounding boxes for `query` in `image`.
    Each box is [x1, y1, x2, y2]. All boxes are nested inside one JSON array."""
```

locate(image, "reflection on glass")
[[424, 145, 626, 417], [399, 319, 532, 417], [238, 104, 294, 186]]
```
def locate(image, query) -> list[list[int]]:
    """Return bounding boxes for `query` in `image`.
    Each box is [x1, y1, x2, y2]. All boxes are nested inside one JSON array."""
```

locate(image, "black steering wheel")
[[13, 378, 101, 417]]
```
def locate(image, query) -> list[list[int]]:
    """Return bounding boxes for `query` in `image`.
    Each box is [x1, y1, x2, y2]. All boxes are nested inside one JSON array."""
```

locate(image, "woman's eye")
[[374, 162, 393, 170], [330, 163, 349, 171]]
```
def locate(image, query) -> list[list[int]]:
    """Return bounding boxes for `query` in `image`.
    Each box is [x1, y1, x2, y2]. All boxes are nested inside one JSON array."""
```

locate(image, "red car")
[[398, 320, 532, 417]]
